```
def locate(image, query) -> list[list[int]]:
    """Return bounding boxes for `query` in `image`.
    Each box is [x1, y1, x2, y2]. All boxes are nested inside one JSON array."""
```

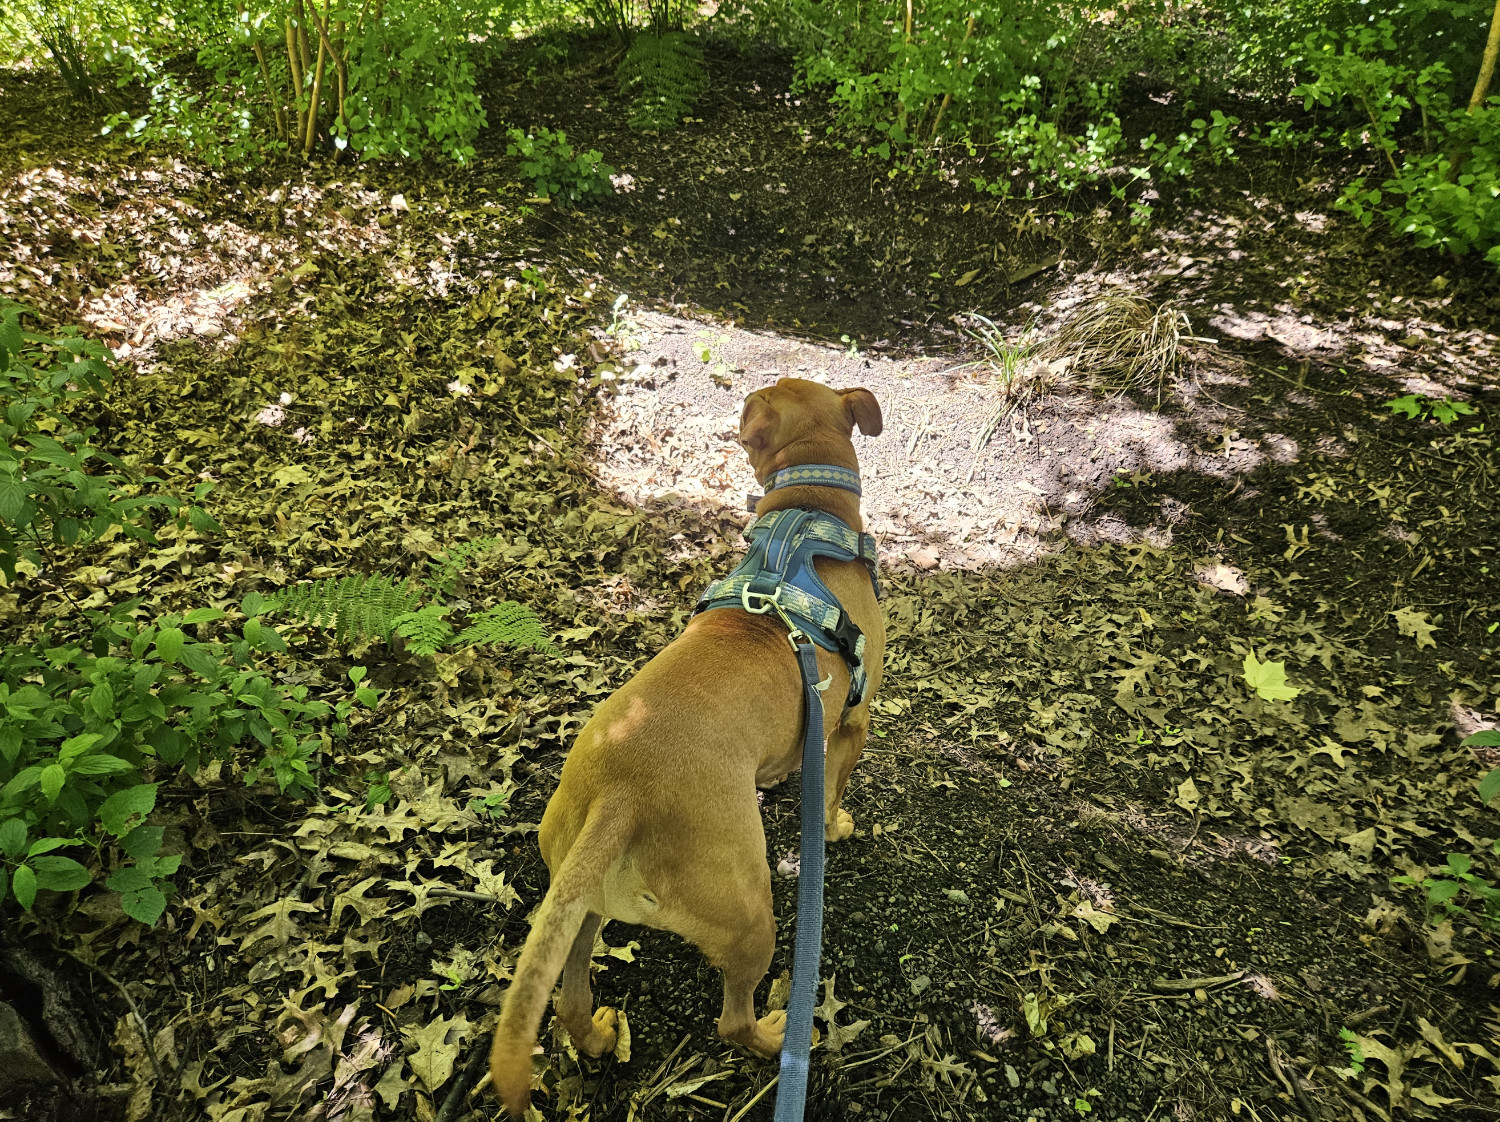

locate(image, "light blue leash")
[[773, 639, 827, 1121]]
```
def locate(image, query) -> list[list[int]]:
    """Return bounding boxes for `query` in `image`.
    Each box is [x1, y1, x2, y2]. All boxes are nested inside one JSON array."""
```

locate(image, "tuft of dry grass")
[[1043, 290, 1191, 405], [953, 313, 1071, 449]]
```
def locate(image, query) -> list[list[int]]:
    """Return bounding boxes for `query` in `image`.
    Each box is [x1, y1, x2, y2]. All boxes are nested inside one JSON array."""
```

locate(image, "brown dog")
[[489, 378, 885, 1117]]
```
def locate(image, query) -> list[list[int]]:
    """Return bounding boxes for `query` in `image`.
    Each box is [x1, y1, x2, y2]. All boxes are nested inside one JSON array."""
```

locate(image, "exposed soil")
[[1, 37, 1498, 1122]]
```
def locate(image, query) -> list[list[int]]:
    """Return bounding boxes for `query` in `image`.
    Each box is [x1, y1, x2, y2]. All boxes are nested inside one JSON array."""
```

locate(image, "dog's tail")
[[490, 805, 629, 1118]]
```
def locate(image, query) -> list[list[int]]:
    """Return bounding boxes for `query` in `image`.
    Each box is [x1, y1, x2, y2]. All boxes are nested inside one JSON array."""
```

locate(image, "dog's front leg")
[[696, 878, 785, 1057], [823, 709, 870, 842]]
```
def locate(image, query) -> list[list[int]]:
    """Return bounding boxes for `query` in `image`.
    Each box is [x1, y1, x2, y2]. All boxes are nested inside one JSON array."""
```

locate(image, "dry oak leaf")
[[402, 1014, 473, 1093], [239, 898, 319, 952], [1390, 606, 1438, 649]]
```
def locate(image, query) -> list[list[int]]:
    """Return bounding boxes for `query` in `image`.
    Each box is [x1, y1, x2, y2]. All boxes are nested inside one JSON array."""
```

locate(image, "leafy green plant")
[[506, 126, 616, 204], [1385, 393, 1479, 425], [98, 1, 488, 165], [1, 305, 377, 924], [1337, 1027, 1367, 1077], [264, 545, 557, 658], [1391, 731, 1500, 932], [693, 329, 733, 387], [616, 31, 707, 130]]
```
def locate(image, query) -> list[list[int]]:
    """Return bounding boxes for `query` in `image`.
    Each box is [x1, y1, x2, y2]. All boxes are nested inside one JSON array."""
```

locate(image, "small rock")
[[390, 193, 409, 212], [910, 975, 931, 996], [0, 1002, 61, 1093]]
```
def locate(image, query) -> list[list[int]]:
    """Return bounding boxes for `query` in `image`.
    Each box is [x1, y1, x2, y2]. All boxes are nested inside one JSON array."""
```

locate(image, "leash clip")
[[743, 583, 804, 647]]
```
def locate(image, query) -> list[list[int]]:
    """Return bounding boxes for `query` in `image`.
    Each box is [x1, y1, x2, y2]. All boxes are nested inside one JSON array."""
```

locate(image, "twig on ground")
[[436, 1029, 494, 1122], [725, 1074, 778, 1122], [60, 948, 178, 1093]]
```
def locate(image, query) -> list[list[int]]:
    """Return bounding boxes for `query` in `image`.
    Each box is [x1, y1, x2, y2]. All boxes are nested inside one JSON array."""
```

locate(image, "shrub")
[[505, 126, 616, 203]]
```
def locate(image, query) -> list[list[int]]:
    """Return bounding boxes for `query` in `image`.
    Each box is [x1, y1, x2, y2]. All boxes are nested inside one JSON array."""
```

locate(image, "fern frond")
[[616, 32, 707, 131], [455, 601, 557, 655], [391, 604, 455, 657], [266, 575, 423, 642], [424, 536, 503, 595]]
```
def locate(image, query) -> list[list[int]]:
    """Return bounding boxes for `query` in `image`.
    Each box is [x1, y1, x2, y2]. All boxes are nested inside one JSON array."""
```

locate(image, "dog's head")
[[738, 378, 882, 480]]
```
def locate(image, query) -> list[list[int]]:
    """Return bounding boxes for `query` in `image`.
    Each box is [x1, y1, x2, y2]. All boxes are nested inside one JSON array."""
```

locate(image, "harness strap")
[[773, 639, 827, 1122]]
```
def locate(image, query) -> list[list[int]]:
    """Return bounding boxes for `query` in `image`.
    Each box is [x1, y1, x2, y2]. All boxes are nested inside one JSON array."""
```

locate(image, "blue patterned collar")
[[763, 463, 862, 497]]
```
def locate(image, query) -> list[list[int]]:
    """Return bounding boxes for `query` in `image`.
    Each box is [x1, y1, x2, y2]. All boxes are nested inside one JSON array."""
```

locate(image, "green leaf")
[[30, 855, 90, 892], [0, 817, 26, 857], [25, 837, 71, 857], [1480, 767, 1500, 807], [118, 881, 166, 926], [59, 732, 103, 761], [11, 863, 36, 910], [71, 754, 136, 776], [89, 681, 116, 719], [1463, 730, 1500, 747], [181, 607, 224, 625], [120, 825, 164, 860], [0, 726, 19, 762], [155, 627, 185, 664], [40, 764, 66, 802], [0, 473, 26, 522], [1241, 651, 1301, 702], [100, 783, 157, 837]]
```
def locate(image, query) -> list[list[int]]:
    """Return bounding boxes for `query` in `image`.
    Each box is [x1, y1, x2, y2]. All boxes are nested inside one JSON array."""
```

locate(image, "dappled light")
[[2, 4, 1500, 1122]]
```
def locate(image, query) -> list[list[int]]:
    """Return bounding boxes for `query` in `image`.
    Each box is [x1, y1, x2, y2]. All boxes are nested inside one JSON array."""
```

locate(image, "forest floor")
[[1, 38, 1499, 1122]]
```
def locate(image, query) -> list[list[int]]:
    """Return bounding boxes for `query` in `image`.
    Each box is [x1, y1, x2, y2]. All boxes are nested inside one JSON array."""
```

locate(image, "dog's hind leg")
[[823, 708, 870, 842], [555, 911, 618, 1057]]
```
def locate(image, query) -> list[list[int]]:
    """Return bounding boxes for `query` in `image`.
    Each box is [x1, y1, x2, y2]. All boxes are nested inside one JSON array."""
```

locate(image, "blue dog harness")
[[694, 472, 880, 707], [693, 464, 879, 1120]]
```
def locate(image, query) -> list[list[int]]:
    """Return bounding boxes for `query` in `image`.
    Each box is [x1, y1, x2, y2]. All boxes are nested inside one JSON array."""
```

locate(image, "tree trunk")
[[1469, 0, 1500, 112], [251, 39, 286, 139], [304, 0, 331, 157], [929, 16, 977, 143], [285, 16, 306, 142]]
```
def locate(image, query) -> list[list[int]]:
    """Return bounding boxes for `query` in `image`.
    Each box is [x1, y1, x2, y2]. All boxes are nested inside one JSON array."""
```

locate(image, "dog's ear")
[[740, 394, 778, 452], [837, 388, 883, 436]]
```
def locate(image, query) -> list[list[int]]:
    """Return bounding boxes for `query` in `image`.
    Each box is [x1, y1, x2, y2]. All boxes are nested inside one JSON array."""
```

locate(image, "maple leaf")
[[1241, 650, 1301, 702], [1390, 606, 1438, 649]]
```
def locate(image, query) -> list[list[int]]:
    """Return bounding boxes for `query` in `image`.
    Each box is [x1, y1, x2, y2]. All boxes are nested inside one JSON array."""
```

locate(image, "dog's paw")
[[575, 1007, 618, 1057], [750, 1008, 787, 1057], [825, 808, 854, 842]]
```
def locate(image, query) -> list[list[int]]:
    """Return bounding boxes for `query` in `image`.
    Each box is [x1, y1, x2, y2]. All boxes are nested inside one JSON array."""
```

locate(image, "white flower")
[[447, 380, 472, 396]]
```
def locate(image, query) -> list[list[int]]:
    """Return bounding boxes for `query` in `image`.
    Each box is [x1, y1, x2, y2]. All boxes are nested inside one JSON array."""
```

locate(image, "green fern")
[[455, 601, 557, 654], [616, 31, 707, 131], [265, 575, 422, 642], [391, 604, 455, 657], [424, 537, 503, 595]]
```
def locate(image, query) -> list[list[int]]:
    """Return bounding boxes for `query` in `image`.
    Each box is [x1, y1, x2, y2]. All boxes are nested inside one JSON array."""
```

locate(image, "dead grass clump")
[[955, 313, 1070, 449], [1044, 290, 1190, 405]]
